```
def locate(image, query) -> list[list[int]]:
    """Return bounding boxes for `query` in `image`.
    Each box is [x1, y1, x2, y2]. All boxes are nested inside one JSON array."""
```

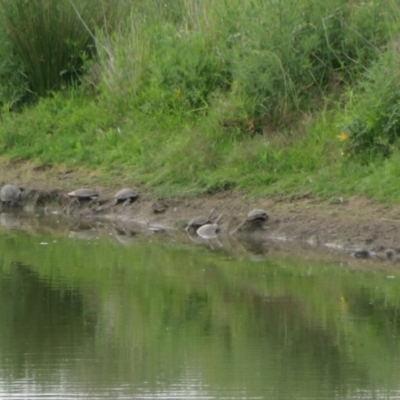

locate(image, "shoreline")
[[1, 158, 399, 263]]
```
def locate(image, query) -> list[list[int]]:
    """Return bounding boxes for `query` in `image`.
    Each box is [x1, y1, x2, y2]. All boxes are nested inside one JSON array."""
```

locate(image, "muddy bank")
[[1, 159, 400, 262], [8, 185, 400, 263]]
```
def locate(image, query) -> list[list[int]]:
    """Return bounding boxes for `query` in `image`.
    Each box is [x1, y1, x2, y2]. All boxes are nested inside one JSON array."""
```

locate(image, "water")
[[0, 212, 400, 399]]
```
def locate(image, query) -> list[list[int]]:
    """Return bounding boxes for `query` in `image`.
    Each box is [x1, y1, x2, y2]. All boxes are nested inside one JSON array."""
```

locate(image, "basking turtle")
[[152, 200, 168, 214], [0, 184, 24, 206], [197, 214, 222, 239], [247, 209, 268, 222], [68, 188, 99, 204], [233, 208, 269, 234], [186, 208, 215, 232], [113, 188, 139, 206]]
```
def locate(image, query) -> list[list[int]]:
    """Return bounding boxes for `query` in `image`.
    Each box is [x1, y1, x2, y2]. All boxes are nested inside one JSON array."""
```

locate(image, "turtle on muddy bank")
[[0, 184, 24, 207], [68, 188, 99, 203], [113, 189, 139, 206], [196, 214, 223, 239], [232, 208, 269, 234], [247, 209, 268, 223], [152, 200, 168, 214], [65, 189, 100, 214], [186, 208, 216, 232]]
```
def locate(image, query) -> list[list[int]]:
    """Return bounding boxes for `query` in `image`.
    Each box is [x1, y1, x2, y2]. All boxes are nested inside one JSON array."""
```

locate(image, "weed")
[[342, 49, 400, 161]]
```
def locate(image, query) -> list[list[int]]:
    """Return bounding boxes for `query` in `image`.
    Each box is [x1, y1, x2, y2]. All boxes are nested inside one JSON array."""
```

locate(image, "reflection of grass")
[[0, 232, 400, 391]]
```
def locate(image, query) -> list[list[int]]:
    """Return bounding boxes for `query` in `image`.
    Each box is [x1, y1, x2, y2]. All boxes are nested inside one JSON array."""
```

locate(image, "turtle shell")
[[196, 215, 222, 239], [114, 188, 139, 200], [187, 215, 211, 229], [0, 184, 23, 203], [186, 208, 215, 231], [197, 223, 220, 239], [247, 209, 268, 221], [68, 188, 99, 199]]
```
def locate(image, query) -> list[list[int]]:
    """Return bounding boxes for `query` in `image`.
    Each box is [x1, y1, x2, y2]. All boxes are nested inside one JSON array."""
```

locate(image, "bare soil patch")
[[1, 158, 400, 263]]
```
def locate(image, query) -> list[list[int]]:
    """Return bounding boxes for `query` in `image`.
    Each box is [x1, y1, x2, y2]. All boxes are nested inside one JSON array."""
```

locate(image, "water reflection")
[[0, 262, 93, 398], [187, 230, 224, 249], [0, 214, 399, 398], [235, 237, 269, 262], [113, 226, 138, 246], [0, 213, 21, 229]]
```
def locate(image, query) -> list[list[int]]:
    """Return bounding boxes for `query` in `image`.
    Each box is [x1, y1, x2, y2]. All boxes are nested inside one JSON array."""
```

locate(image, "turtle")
[[247, 209, 268, 222], [196, 214, 222, 239], [233, 208, 268, 234], [152, 200, 168, 214], [68, 188, 99, 205], [186, 208, 215, 232], [113, 188, 139, 206], [0, 184, 24, 207]]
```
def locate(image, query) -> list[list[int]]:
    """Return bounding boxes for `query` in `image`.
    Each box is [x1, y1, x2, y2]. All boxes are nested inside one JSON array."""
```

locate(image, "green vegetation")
[[0, 0, 400, 199]]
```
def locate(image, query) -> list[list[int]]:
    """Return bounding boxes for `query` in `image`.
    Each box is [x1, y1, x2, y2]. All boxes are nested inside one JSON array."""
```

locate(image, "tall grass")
[[0, 0, 120, 98], [0, 29, 28, 109], [341, 48, 400, 161], [97, 0, 397, 128], [1, 0, 400, 199]]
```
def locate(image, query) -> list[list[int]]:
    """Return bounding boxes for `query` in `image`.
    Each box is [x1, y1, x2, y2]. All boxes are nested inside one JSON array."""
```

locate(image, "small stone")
[[385, 249, 396, 260]]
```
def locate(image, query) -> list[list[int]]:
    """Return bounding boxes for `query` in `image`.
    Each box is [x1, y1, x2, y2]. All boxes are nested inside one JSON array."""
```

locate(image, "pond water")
[[0, 212, 400, 399]]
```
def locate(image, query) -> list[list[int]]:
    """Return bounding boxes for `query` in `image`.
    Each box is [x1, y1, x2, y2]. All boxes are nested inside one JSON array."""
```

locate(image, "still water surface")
[[0, 213, 400, 399]]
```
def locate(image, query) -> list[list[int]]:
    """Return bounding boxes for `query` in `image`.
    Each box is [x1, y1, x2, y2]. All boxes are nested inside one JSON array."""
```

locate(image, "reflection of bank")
[[68, 229, 99, 241], [229, 235, 269, 262], [68, 219, 101, 241], [0, 212, 21, 229], [113, 225, 138, 246]]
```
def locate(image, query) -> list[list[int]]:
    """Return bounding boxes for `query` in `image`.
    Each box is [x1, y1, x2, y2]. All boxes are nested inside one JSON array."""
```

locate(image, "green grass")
[[1, 0, 400, 200], [0, 0, 121, 100]]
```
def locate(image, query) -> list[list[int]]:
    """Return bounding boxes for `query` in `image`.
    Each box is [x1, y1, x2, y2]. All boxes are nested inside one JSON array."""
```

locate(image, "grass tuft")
[[0, 0, 121, 98]]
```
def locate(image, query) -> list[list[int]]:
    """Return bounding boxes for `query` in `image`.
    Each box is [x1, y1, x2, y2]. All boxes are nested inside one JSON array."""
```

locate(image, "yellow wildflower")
[[337, 132, 349, 142], [174, 88, 182, 99]]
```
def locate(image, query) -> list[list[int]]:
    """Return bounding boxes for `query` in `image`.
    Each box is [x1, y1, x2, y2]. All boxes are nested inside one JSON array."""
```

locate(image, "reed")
[[0, 0, 119, 97]]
